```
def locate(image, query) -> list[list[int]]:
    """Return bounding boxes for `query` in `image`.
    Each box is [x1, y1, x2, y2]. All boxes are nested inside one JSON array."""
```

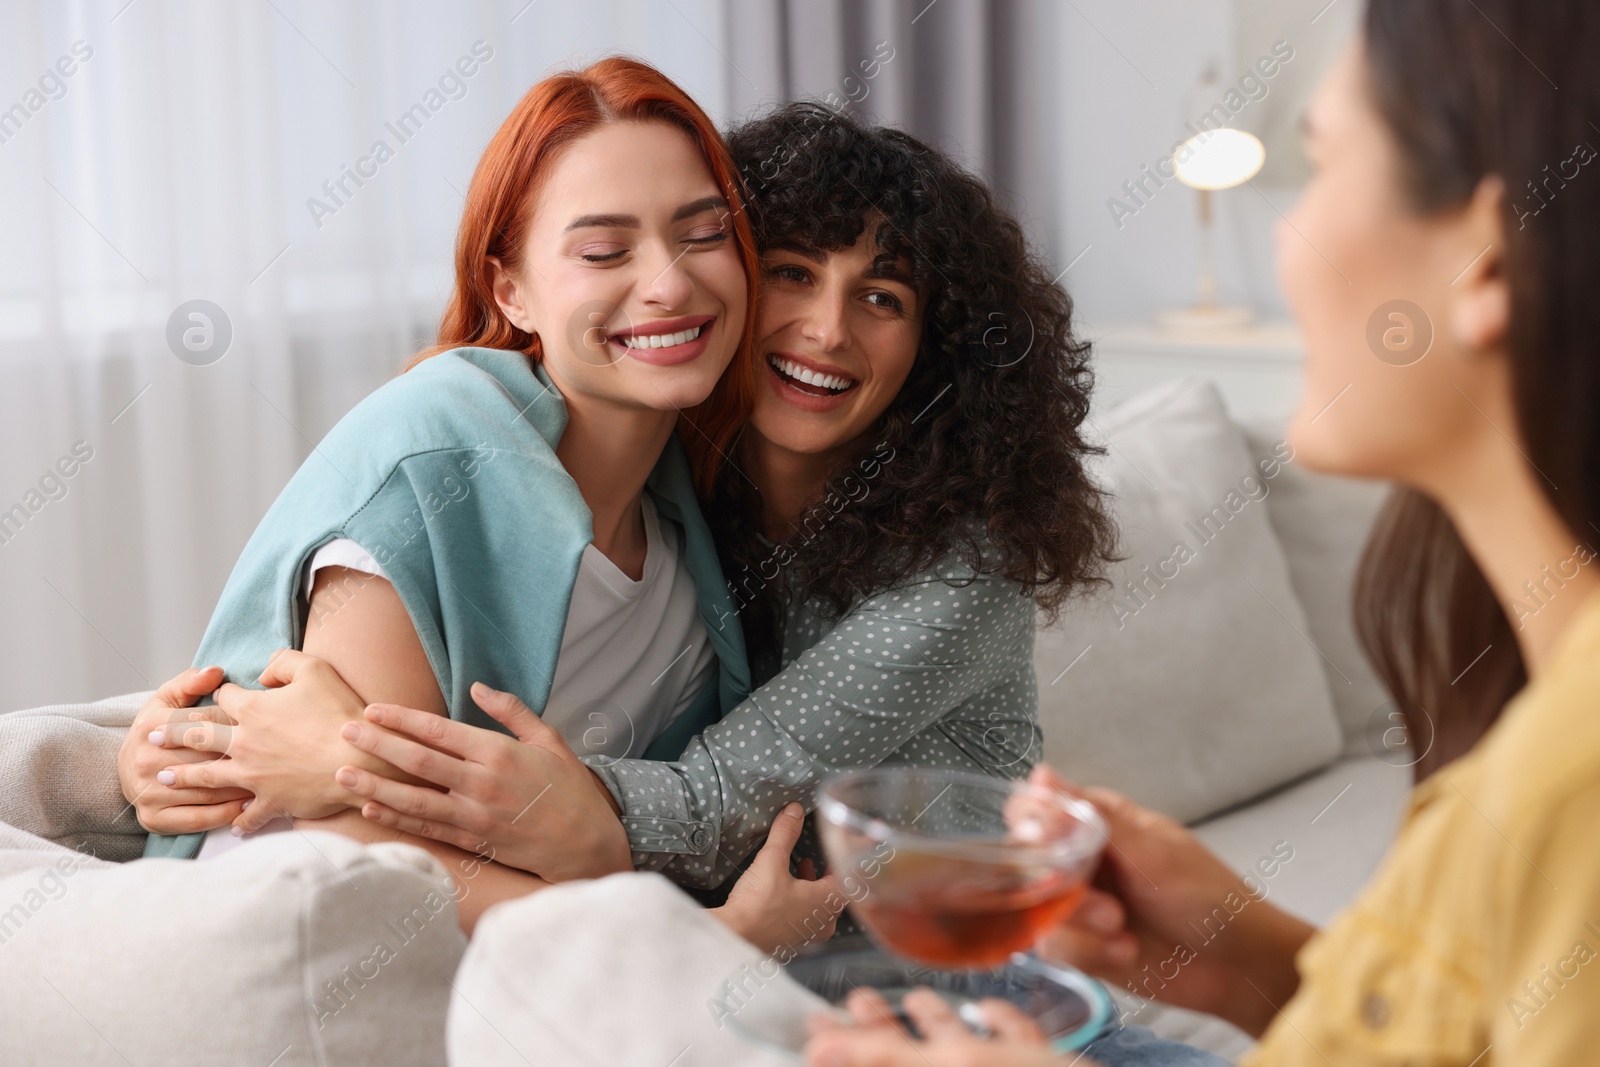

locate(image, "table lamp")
[[1158, 127, 1266, 329]]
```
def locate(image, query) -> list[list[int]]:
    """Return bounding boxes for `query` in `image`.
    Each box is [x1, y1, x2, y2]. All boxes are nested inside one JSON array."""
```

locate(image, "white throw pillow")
[[450, 872, 825, 1066], [1035, 378, 1343, 823], [0, 824, 466, 1067]]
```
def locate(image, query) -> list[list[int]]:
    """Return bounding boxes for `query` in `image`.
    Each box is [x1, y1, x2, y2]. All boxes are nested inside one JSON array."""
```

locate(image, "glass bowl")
[[816, 766, 1107, 969]]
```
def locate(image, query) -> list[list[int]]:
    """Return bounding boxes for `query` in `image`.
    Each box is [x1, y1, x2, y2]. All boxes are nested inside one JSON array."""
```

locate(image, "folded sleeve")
[[585, 570, 1039, 888]]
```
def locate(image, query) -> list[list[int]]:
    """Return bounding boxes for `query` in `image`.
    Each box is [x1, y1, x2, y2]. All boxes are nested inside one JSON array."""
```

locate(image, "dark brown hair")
[[1355, 0, 1600, 778], [715, 103, 1117, 676]]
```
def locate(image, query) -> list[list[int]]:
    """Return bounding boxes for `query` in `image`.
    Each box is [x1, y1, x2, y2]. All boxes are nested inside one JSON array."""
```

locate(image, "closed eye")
[[581, 248, 629, 263]]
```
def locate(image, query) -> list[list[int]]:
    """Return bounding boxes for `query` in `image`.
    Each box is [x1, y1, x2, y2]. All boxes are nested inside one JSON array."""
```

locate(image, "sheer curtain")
[[0, 0, 1054, 708]]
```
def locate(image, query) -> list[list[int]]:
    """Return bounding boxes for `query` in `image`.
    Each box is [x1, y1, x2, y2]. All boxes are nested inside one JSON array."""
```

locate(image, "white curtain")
[[0, 0, 740, 707], [0, 0, 1051, 709]]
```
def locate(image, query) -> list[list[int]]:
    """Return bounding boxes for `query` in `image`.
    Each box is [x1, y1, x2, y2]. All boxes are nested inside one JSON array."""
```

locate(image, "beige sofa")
[[0, 379, 1411, 1065]]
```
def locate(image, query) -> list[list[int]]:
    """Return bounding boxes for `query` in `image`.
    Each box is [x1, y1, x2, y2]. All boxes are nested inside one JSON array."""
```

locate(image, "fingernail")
[[1084, 901, 1119, 933], [341, 722, 360, 742], [241, 800, 252, 810], [156, 770, 175, 786], [147, 730, 164, 745], [336, 768, 358, 787], [230, 825, 244, 837]]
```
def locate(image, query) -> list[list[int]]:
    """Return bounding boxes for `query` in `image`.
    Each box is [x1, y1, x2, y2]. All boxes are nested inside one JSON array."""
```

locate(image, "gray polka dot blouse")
[[584, 560, 1043, 889]]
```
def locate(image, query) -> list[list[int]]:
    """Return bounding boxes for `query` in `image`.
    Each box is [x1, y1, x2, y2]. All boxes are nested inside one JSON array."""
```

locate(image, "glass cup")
[[817, 766, 1107, 969]]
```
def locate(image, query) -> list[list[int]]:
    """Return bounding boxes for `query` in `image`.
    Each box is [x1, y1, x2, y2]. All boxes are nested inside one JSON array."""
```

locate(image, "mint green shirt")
[[144, 347, 749, 860]]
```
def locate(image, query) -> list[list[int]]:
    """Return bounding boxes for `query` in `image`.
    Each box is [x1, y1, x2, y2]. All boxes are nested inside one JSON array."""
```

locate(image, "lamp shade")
[[1173, 128, 1266, 191]]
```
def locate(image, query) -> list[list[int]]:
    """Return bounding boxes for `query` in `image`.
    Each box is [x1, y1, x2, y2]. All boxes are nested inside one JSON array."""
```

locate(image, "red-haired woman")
[[113, 57, 819, 935]]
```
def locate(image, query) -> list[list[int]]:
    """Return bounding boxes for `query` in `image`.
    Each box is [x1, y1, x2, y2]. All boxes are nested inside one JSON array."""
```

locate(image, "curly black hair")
[[713, 102, 1117, 677]]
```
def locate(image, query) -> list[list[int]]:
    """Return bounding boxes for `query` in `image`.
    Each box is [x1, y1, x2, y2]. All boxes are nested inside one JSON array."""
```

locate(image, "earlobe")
[[1451, 276, 1510, 351]]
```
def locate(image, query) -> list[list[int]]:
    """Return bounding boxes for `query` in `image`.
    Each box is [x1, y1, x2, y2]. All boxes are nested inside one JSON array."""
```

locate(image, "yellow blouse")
[[1246, 592, 1600, 1066]]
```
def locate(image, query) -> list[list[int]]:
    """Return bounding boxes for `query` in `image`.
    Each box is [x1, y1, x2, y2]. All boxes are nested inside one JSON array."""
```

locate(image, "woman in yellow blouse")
[[806, 0, 1600, 1064]]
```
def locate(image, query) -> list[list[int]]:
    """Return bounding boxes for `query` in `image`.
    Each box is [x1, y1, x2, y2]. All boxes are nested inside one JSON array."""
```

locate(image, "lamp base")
[[1156, 304, 1257, 330]]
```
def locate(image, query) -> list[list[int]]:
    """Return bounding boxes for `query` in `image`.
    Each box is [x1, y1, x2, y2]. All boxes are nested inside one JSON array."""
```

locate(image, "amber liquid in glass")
[[852, 852, 1089, 968]]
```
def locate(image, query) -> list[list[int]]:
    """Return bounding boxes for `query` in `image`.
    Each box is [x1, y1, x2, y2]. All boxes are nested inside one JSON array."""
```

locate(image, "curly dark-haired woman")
[[136, 101, 1116, 921]]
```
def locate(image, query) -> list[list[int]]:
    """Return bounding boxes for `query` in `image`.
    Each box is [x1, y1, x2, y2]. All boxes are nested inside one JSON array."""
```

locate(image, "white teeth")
[[767, 354, 855, 393], [619, 325, 703, 350]]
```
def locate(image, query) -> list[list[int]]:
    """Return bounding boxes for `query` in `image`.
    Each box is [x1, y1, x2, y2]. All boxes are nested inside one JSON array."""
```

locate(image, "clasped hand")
[[333, 681, 634, 883], [132, 654, 633, 882], [123, 651, 380, 835]]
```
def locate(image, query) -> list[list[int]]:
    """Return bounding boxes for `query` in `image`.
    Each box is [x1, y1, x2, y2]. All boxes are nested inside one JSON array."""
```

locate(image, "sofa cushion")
[[1242, 423, 1392, 754], [0, 691, 151, 862], [1035, 378, 1343, 823], [0, 824, 466, 1067], [1192, 754, 1413, 927]]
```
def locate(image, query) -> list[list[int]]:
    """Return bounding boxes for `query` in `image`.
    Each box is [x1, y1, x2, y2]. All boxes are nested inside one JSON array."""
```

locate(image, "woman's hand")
[[1028, 765, 1313, 1037], [151, 650, 388, 833], [711, 803, 841, 955], [116, 667, 251, 834], [334, 681, 633, 883], [805, 987, 1075, 1067]]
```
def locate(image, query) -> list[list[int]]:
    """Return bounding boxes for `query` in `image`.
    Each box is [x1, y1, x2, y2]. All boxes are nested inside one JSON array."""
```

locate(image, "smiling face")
[[749, 226, 923, 461], [488, 120, 748, 414], [1278, 39, 1513, 493]]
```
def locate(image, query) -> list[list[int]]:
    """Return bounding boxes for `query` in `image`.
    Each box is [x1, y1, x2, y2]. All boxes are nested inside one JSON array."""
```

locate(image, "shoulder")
[[844, 559, 1035, 638], [391, 346, 548, 410], [319, 348, 565, 476], [244, 348, 579, 570], [1469, 604, 1600, 843], [879, 546, 1031, 608]]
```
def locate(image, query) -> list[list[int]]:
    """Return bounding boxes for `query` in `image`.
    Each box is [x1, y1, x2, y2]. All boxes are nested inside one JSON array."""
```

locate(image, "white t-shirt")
[[197, 495, 717, 858]]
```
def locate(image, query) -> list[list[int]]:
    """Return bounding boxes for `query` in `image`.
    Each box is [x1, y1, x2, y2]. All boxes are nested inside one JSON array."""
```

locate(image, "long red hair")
[[411, 56, 758, 496]]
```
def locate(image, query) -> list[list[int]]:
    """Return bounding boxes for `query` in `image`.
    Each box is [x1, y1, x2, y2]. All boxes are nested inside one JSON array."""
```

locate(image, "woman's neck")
[[555, 392, 677, 580], [1435, 436, 1600, 677], [747, 431, 849, 541]]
